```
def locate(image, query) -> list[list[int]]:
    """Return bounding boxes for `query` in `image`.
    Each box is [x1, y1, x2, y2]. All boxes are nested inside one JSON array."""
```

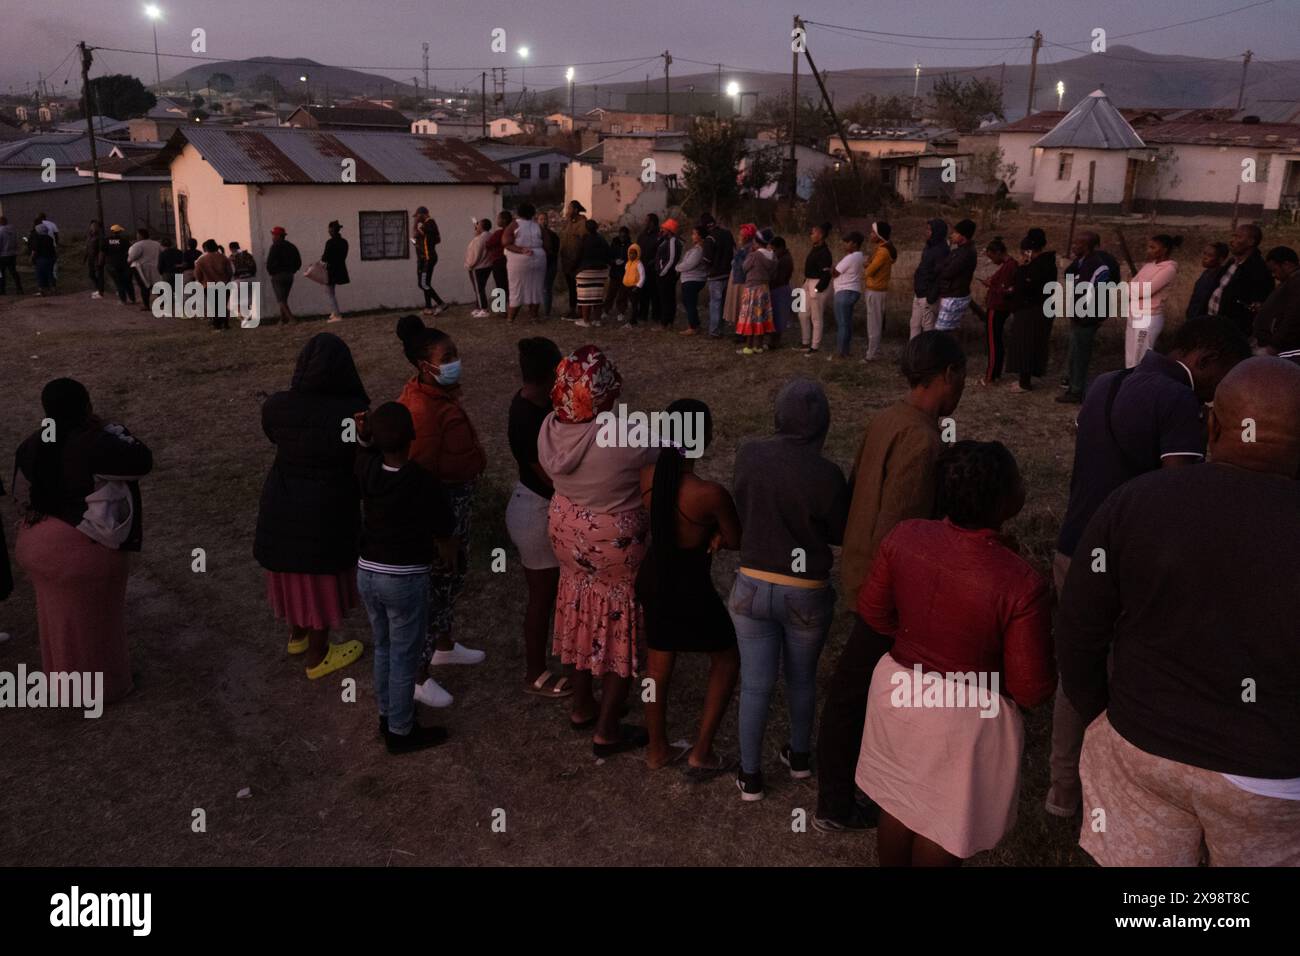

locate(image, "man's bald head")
[[1209, 357, 1300, 476]]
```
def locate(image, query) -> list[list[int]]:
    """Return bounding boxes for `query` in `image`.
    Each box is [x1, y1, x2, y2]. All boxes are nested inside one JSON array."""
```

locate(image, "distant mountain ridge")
[[166, 56, 419, 99]]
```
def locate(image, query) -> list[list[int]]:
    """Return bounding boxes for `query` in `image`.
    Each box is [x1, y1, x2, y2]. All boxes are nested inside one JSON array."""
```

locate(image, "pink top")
[[1129, 259, 1178, 325]]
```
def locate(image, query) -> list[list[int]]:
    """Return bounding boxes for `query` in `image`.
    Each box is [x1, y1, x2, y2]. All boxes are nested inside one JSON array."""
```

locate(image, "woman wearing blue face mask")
[[396, 315, 487, 710]]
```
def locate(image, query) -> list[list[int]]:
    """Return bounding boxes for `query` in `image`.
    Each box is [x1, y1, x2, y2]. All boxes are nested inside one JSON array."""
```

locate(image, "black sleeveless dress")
[[635, 533, 737, 653]]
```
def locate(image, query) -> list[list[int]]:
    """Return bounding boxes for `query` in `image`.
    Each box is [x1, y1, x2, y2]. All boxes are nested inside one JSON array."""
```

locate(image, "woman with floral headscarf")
[[538, 346, 659, 757]]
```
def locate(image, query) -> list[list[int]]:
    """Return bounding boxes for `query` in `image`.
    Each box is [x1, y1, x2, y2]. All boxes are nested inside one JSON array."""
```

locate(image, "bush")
[[807, 161, 893, 227]]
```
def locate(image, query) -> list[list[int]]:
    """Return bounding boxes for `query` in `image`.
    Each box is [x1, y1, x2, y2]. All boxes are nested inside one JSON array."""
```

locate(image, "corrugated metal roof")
[[1035, 91, 1145, 150], [0, 132, 131, 168], [288, 105, 410, 129], [1139, 120, 1300, 148], [166, 127, 516, 185]]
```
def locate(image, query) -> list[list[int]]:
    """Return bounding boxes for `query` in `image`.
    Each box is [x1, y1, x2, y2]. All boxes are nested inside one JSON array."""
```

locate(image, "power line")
[[811, 24, 1034, 53], [1057, 0, 1275, 44], [801, 20, 1028, 42]]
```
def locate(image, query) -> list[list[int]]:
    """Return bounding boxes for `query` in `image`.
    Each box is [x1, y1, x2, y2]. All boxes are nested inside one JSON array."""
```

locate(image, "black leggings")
[[418, 256, 445, 308], [471, 267, 492, 310], [985, 308, 1008, 382]]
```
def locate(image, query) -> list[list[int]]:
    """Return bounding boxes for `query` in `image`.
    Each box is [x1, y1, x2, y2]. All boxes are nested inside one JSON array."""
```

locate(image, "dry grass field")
[[1, 208, 1294, 866]]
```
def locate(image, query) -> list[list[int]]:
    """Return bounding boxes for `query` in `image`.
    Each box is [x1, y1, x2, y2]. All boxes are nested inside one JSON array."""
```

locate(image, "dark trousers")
[[131, 269, 152, 306], [985, 308, 1009, 381], [604, 275, 630, 317], [0, 255, 20, 294], [565, 271, 579, 315], [418, 256, 445, 309], [681, 279, 705, 329], [108, 264, 133, 302], [1066, 323, 1099, 395], [656, 274, 678, 327], [491, 258, 508, 310], [815, 614, 893, 820], [471, 267, 491, 310], [88, 261, 105, 294], [544, 266, 557, 316]]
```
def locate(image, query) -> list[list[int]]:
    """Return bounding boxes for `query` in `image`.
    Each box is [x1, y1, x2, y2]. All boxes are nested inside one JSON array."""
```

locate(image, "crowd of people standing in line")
[[5, 191, 1300, 865], [6, 286, 1296, 865]]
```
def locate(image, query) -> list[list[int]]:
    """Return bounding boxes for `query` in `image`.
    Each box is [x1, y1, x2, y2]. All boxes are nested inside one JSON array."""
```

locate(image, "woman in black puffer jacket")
[[254, 333, 370, 679]]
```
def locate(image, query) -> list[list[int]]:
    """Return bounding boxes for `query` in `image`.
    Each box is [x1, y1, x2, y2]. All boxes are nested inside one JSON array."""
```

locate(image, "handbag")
[[78, 477, 134, 550], [303, 259, 328, 285]]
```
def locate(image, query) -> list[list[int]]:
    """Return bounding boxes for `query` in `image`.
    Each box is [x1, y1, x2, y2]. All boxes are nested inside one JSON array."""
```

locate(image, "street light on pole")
[[566, 66, 575, 129], [143, 4, 162, 87], [518, 46, 529, 111], [299, 74, 309, 107], [1056, 80, 1065, 110], [726, 80, 740, 116]]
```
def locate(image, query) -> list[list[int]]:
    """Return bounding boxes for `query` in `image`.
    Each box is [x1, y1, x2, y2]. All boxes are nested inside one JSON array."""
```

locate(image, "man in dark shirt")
[[102, 224, 134, 303], [265, 226, 302, 324], [1254, 245, 1300, 355], [1060, 357, 1300, 866], [1058, 231, 1120, 403], [1046, 316, 1250, 817], [699, 212, 735, 338], [1185, 241, 1228, 320], [1207, 222, 1274, 336]]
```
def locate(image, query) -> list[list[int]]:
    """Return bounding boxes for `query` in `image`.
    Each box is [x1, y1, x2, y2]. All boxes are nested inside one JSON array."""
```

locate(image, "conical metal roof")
[[1033, 90, 1145, 149]]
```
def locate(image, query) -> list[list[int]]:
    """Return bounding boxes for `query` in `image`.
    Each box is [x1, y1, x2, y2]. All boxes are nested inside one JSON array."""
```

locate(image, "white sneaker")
[[327, 313, 343, 323], [574, 318, 591, 327], [431, 642, 486, 666], [90, 291, 103, 299], [471, 309, 487, 318], [413, 677, 453, 708]]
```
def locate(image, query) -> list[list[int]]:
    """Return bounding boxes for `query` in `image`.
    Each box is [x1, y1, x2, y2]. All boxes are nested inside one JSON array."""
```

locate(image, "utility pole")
[[481, 72, 487, 137], [789, 15, 800, 200], [799, 40, 856, 173], [1237, 50, 1253, 110], [1026, 30, 1043, 116], [716, 63, 722, 117], [423, 42, 430, 94], [78, 42, 105, 231], [663, 51, 672, 130]]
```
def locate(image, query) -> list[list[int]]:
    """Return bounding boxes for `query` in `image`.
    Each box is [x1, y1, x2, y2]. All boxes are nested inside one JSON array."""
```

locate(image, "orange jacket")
[[398, 377, 486, 484]]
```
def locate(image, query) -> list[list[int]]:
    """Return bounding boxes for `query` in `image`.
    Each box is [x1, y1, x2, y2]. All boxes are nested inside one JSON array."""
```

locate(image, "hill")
[[165, 56, 418, 100]]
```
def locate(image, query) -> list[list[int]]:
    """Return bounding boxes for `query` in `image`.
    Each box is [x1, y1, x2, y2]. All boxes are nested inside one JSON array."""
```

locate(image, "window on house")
[[1057, 152, 1073, 180], [518, 163, 532, 179], [610, 123, 623, 134], [538, 163, 550, 180], [358, 210, 409, 260]]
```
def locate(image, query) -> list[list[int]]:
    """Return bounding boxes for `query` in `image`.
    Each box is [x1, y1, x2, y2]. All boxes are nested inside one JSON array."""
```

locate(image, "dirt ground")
[[1, 209, 1291, 866]]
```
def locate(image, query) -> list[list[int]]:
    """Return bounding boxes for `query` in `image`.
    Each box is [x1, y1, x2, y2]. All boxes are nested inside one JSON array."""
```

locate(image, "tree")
[[751, 95, 835, 144], [191, 95, 204, 110], [85, 74, 156, 121], [966, 147, 1019, 224], [928, 75, 1004, 132], [248, 73, 287, 101], [842, 93, 914, 129], [807, 160, 890, 226], [681, 120, 748, 217], [206, 72, 236, 93], [741, 144, 784, 196]]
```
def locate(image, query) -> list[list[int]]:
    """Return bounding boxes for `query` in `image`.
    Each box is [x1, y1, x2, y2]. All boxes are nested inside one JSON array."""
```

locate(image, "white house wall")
[[250, 183, 500, 314]]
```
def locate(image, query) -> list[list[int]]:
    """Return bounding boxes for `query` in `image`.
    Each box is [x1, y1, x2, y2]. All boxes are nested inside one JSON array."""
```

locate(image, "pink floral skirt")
[[548, 494, 648, 678], [266, 570, 359, 631]]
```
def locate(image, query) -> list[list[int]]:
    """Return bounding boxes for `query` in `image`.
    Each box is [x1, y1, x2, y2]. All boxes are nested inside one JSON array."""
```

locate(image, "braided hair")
[[936, 440, 1019, 530]]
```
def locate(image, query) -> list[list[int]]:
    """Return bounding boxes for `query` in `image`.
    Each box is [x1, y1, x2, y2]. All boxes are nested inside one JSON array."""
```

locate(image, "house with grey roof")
[[161, 126, 514, 315]]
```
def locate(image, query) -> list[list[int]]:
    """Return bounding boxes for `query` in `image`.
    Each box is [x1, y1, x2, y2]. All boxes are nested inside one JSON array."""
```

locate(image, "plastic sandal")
[[287, 635, 309, 655], [305, 640, 363, 680]]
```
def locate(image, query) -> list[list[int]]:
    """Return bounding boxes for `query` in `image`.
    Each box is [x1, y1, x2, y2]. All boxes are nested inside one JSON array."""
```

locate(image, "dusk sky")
[[3, 0, 1297, 96]]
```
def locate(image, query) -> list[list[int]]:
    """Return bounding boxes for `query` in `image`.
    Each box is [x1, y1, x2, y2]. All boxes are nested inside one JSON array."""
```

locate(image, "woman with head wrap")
[[537, 346, 659, 756], [723, 223, 758, 331], [254, 334, 369, 679], [13, 378, 153, 703]]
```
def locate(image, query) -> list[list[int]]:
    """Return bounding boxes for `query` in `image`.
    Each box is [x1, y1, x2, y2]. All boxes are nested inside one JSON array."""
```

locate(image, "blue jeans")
[[833, 290, 860, 356], [728, 571, 837, 774], [357, 568, 429, 736], [707, 277, 727, 335], [681, 279, 705, 329]]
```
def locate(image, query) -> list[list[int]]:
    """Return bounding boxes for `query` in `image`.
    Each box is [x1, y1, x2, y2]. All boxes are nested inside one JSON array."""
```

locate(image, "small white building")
[[160, 126, 514, 315], [1028, 90, 1149, 213]]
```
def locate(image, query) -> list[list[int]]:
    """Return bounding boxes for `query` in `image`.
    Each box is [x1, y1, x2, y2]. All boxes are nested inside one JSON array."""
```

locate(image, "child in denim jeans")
[[355, 402, 457, 754]]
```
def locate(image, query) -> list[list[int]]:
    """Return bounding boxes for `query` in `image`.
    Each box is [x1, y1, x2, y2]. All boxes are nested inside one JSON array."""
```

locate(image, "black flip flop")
[[592, 724, 650, 759], [684, 753, 737, 782], [569, 700, 631, 732]]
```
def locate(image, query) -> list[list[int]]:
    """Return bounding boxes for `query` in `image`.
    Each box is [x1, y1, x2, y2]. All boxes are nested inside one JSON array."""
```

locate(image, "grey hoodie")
[[733, 379, 850, 581], [538, 413, 658, 514]]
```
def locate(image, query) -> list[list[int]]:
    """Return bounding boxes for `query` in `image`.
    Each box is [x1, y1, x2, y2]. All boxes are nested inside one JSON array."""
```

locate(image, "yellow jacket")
[[864, 242, 896, 292]]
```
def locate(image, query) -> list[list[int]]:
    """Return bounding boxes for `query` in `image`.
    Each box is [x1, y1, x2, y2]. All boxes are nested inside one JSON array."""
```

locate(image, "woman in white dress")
[[504, 201, 546, 322]]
